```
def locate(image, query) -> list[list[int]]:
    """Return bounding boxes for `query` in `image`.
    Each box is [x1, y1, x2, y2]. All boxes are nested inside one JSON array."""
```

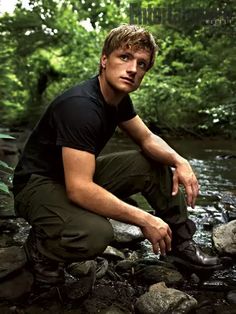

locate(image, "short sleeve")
[[52, 96, 101, 154], [117, 95, 137, 122]]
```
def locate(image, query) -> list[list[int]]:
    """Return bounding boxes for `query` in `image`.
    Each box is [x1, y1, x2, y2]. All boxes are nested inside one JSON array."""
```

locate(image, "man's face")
[[101, 47, 151, 94]]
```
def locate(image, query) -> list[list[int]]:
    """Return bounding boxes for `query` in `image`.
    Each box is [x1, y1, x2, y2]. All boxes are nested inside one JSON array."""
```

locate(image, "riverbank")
[[0, 213, 236, 313]]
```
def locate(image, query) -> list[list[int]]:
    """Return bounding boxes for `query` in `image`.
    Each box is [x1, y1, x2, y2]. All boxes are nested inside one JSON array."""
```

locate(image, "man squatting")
[[13, 25, 221, 286]]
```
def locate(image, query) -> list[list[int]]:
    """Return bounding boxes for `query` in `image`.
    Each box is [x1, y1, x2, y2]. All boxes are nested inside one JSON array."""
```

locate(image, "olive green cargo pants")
[[14, 150, 196, 263]]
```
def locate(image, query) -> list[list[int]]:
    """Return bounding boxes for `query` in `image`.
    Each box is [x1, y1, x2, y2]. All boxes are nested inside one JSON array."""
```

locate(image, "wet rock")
[[221, 194, 236, 206], [110, 219, 144, 243], [103, 245, 125, 260], [220, 193, 236, 217], [149, 281, 168, 292], [115, 260, 134, 273], [0, 268, 33, 300], [201, 280, 234, 291], [213, 220, 236, 255], [134, 257, 177, 270], [67, 260, 97, 277], [135, 265, 184, 286], [63, 276, 96, 302], [189, 273, 200, 284], [227, 290, 236, 304], [0, 194, 15, 218], [67, 257, 108, 280], [100, 304, 131, 314], [216, 155, 236, 160], [0, 246, 26, 280], [135, 287, 197, 314], [0, 220, 19, 233]]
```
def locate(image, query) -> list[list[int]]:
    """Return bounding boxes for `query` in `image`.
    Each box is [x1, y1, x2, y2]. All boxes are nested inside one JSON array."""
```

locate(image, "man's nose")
[[127, 60, 137, 74]]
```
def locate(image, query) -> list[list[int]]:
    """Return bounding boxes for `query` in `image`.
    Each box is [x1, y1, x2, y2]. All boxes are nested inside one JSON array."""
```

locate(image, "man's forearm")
[[141, 133, 186, 167], [67, 180, 172, 255], [67, 180, 150, 227]]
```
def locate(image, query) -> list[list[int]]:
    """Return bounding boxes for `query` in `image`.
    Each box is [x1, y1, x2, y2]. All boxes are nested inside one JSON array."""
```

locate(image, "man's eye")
[[138, 61, 147, 69], [120, 55, 129, 61]]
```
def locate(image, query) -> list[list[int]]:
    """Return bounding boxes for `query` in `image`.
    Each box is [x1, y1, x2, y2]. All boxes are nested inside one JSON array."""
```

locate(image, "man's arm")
[[62, 147, 172, 255], [119, 115, 199, 208]]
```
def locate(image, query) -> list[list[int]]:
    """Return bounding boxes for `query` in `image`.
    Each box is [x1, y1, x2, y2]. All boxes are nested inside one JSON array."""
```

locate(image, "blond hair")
[[99, 24, 157, 73]]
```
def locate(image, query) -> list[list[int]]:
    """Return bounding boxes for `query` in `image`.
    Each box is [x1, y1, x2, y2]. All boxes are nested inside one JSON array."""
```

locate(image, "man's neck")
[[98, 75, 126, 106]]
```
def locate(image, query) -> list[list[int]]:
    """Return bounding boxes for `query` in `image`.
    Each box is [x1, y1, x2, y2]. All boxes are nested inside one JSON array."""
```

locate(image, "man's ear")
[[101, 55, 107, 69]]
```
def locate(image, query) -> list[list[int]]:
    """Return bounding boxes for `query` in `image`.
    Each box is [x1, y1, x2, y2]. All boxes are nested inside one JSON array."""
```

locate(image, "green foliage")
[[0, 0, 235, 137]]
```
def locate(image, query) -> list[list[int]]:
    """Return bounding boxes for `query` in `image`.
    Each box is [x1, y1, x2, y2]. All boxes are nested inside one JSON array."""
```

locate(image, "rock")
[[100, 304, 131, 313], [0, 246, 26, 280], [67, 257, 109, 280], [135, 288, 197, 314], [0, 220, 19, 233], [201, 280, 233, 291], [149, 281, 168, 292], [63, 276, 96, 302], [110, 219, 144, 243], [103, 246, 126, 260], [220, 193, 236, 216], [0, 194, 15, 218], [221, 194, 236, 206], [227, 290, 236, 304], [213, 220, 236, 255], [216, 155, 236, 160], [116, 260, 134, 273], [135, 265, 184, 286], [0, 268, 33, 300], [66, 260, 97, 277]]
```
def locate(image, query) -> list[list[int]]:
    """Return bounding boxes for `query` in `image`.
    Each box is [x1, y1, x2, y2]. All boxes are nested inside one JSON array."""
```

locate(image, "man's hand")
[[172, 158, 199, 208], [141, 216, 172, 256]]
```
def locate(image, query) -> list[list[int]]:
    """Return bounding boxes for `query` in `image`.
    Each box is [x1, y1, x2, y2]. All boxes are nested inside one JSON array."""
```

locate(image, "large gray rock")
[[135, 265, 184, 285], [213, 220, 236, 255], [135, 287, 197, 314], [110, 219, 144, 243]]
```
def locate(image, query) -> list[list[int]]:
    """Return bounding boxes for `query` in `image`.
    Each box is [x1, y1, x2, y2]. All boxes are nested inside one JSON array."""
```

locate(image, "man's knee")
[[60, 217, 114, 260]]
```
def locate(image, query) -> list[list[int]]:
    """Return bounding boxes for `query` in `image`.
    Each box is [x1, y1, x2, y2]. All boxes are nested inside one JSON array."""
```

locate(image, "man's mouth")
[[120, 77, 135, 84]]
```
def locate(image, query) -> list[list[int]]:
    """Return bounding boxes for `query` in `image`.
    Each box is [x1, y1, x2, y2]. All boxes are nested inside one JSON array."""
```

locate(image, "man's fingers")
[[159, 239, 166, 256], [185, 184, 193, 207], [153, 233, 172, 256], [192, 181, 200, 207], [172, 174, 179, 196], [187, 178, 199, 208], [153, 242, 160, 255], [167, 227, 172, 240], [165, 233, 172, 252]]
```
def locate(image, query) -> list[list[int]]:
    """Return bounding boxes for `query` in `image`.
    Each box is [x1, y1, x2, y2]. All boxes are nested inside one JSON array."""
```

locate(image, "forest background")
[[0, 0, 235, 138]]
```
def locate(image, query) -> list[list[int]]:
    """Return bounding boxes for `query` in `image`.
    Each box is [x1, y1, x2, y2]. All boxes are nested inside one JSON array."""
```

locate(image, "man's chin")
[[116, 83, 138, 94]]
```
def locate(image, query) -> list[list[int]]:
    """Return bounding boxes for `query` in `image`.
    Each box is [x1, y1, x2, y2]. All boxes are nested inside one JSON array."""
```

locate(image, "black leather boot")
[[168, 240, 222, 271], [24, 229, 65, 286]]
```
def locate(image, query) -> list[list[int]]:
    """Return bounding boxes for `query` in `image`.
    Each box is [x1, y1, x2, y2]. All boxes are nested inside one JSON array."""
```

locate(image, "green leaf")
[[0, 160, 13, 174], [0, 133, 15, 139], [0, 182, 10, 194]]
